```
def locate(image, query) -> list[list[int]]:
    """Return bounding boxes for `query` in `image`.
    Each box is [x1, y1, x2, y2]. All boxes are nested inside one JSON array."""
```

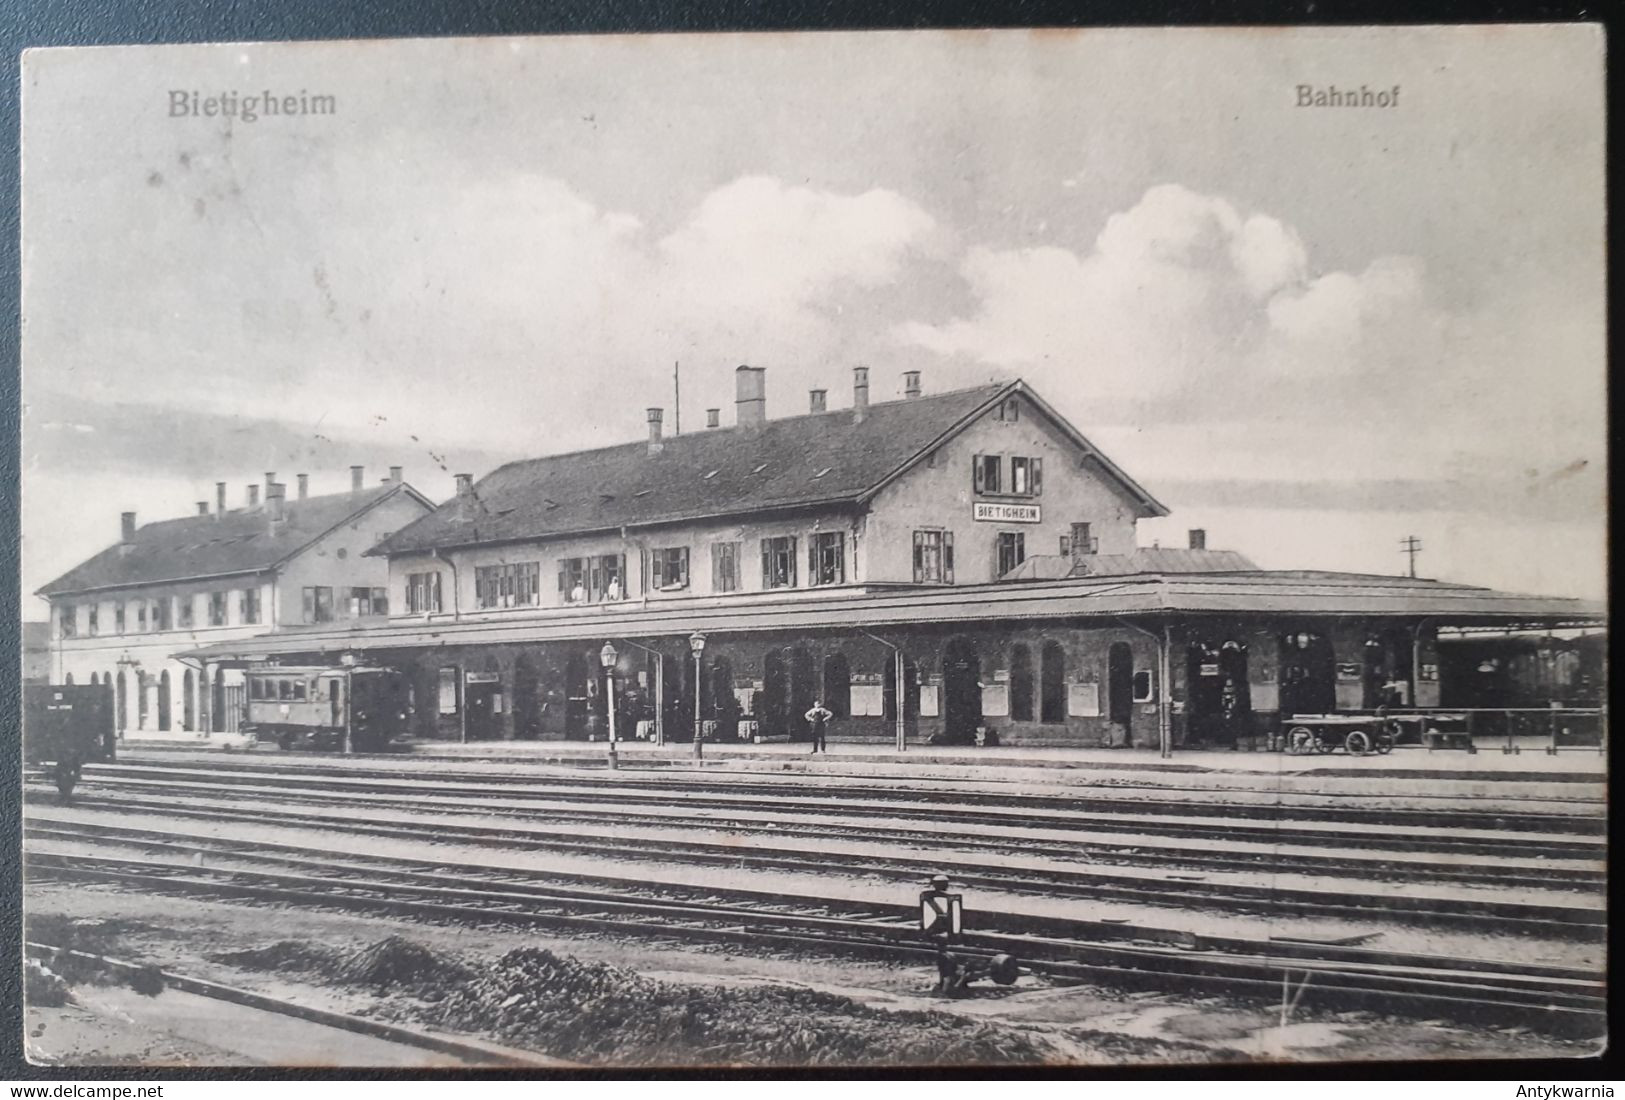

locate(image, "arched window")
[[1040, 641, 1066, 724], [822, 652, 851, 718], [157, 670, 172, 731], [1009, 644, 1034, 721]]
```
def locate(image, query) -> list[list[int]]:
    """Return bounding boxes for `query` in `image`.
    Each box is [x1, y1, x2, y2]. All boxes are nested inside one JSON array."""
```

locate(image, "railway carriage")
[[23, 682, 116, 800], [243, 664, 409, 753]]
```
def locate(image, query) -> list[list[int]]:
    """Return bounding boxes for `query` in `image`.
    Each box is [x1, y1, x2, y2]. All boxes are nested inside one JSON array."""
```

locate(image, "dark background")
[[1, 0, 1613, 1084]]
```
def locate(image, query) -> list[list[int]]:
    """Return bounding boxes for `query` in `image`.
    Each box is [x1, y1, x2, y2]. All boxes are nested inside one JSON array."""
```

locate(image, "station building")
[[36, 468, 434, 735], [184, 366, 1604, 751]]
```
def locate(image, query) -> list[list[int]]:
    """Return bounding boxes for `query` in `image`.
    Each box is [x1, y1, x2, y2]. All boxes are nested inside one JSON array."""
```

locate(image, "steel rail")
[[26, 817, 1604, 986], [30, 790, 1605, 937], [24, 849, 1605, 1034]]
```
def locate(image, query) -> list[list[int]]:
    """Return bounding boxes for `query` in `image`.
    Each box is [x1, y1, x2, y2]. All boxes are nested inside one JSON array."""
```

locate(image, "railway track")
[[95, 756, 1609, 835], [25, 791, 1608, 938], [23, 821, 1606, 1035]]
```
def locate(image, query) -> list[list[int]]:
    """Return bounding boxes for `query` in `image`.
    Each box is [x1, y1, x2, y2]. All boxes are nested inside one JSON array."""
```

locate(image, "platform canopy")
[[183, 569, 1605, 663]]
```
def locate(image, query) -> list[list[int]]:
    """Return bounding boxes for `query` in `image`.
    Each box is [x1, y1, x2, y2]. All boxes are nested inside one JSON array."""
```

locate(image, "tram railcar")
[[24, 683, 116, 801], [243, 665, 409, 753]]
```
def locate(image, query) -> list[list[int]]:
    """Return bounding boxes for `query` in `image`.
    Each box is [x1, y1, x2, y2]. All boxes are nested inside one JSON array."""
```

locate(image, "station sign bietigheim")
[[972, 502, 1041, 523]]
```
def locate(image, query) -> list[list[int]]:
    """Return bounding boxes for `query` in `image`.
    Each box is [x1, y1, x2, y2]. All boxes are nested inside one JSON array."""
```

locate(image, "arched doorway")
[[788, 647, 817, 742], [183, 669, 195, 730], [513, 653, 542, 740], [137, 672, 150, 730], [1009, 644, 1035, 722], [116, 671, 127, 734], [710, 657, 738, 740], [565, 653, 591, 739], [762, 650, 788, 739], [1279, 630, 1335, 718], [1040, 641, 1066, 724], [157, 670, 172, 731], [211, 672, 226, 732], [1106, 642, 1134, 746], [822, 652, 851, 719], [941, 636, 982, 743]]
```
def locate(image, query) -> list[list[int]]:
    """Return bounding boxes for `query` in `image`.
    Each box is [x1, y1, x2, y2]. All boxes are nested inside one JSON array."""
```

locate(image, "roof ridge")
[[485, 381, 1011, 476]]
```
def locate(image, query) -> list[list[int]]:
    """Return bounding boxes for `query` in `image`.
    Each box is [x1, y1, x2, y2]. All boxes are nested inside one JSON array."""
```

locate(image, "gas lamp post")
[[689, 632, 706, 761], [600, 642, 619, 771]]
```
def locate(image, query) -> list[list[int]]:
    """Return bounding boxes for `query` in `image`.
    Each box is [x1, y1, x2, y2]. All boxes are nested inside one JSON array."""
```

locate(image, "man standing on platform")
[[804, 699, 833, 754]]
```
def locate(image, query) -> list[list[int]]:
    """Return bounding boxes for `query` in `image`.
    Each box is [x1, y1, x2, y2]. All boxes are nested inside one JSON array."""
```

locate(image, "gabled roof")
[[371, 379, 1168, 556], [37, 483, 434, 598]]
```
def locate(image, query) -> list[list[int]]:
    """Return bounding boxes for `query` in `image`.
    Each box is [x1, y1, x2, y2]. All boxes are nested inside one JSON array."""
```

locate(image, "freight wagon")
[[23, 683, 116, 800], [243, 664, 409, 753]]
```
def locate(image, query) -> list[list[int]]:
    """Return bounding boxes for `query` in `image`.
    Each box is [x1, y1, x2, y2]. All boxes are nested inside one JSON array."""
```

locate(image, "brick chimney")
[[388, 465, 403, 484], [903, 370, 922, 399], [196, 501, 209, 515], [647, 408, 665, 454], [120, 511, 137, 545], [809, 388, 827, 414], [350, 465, 364, 492], [1188, 528, 1207, 550], [266, 482, 286, 527], [735, 365, 766, 431], [264, 472, 276, 502], [215, 482, 226, 519], [247, 484, 260, 507], [705, 408, 720, 429], [297, 473, 309, 500], [853, 366, 870, 424]]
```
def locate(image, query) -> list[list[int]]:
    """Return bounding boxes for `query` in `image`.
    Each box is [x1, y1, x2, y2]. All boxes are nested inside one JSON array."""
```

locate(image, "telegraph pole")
[[1400, 535, 1423, 578], [673, 361, 680, 435]]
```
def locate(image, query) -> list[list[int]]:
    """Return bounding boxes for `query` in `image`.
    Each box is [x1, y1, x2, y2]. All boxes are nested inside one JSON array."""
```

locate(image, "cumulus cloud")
[[895, 182, 1430, 397]]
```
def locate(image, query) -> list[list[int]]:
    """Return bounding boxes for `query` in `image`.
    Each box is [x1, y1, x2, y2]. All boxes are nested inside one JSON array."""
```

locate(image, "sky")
[[20, 26, 1607, 614]]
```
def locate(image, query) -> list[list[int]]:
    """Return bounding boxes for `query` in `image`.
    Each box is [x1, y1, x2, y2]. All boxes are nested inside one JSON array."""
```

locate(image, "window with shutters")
[[557, 555, 626, 602], [761, 536, 797, 589], [177, 596, 195, 629], [652, 547, 690, 591], [241, 587, 262, 624], [135, 601, 148, 632], [59, 603, 77, 639], [154, 598, 173, 631], [996, 532, 1026, 578], [809, 531, 845, 586], [87, 605, 99, 636], [303, 586, 334, 623], [972, 454, 1002, 494], [1070, 521, 1096, 556], [114, 603, 126, 634], [1010, 456, 1043, 497], [912, 529, 954, 584], [209, 591, 227, 626], [406, 572, 442, 614], [476, 562, 542, 609], [712, 542, 741, 593]]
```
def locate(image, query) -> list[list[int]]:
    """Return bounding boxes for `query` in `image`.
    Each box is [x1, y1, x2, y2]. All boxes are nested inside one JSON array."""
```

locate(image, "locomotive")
[[243, 664, 410, 752]]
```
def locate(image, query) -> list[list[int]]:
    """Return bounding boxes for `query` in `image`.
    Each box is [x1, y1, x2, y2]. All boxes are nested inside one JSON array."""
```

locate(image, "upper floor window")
[[114, 603, 126, 634], [406, 571, 443, 614], [303, 586, 334, 623], [1070, 521, 1096, 557], [1010, 456, 1043, 497], [913, 530, 955, 584], [995, 398, 1020, 422], [87, 605, 99, 636], [652, 547, 690, 591], [209, 591, 227, 626], [135, 601, 148, 632], [559, 554, 627, 603], [241, 586, 262, 625], [972, 454, 1002, 494], [348, 586, 388, 616], [154, 598, 173, 632], [712, 542, 741, 593], [476, 562, 541, 609], [59, 604, 77, 639], [177, 596, 195, 630], [761, 536, 797, 589], [996, 531, 1026, 578], [809, 531, 845, 586]]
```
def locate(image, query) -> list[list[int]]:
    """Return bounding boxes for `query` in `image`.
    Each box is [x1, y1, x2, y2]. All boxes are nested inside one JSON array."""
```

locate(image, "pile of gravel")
[[415, 946, 1050, 1067], [209, 940, 350, 975], [335, 936, 475, 990]]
